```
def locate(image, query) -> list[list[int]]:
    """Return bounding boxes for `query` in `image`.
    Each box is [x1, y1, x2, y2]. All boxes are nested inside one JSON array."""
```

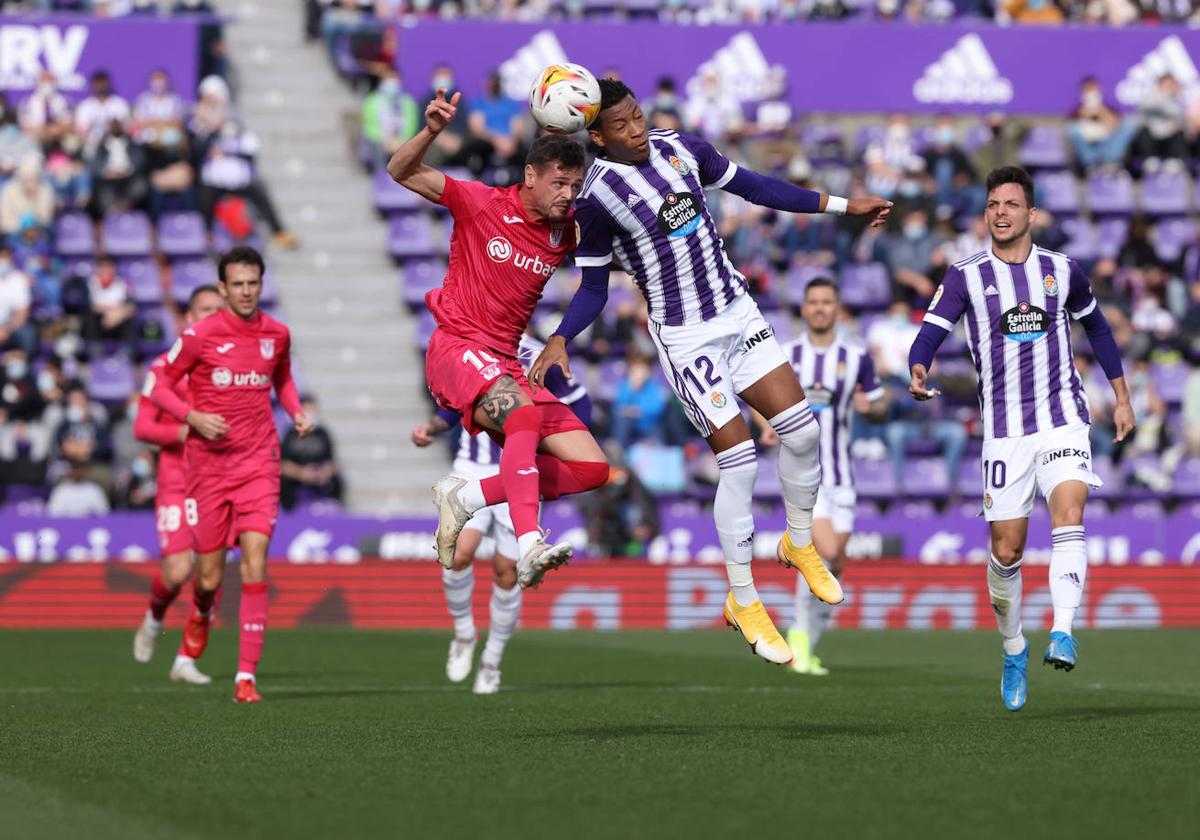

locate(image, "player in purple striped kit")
[[908, 166, 1135, 711], [412, 333, 591, 694], [531, 79, 891, 666], [779, 278, 887, 675]]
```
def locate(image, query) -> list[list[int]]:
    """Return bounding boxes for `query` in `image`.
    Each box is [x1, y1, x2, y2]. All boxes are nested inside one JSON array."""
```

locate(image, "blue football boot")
[[1001, 642, 1029, 712], [1043, 631, 1079, 671]]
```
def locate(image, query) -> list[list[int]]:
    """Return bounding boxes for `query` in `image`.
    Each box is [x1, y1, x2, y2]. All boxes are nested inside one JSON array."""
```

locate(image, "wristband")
[[825, 195, 848, 216]]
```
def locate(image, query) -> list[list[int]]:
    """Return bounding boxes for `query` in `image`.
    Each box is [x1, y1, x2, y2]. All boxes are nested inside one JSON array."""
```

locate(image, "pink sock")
[[488, 405, 542, 535], [148, 574, 181, 621], [236, 581, 269, 676]]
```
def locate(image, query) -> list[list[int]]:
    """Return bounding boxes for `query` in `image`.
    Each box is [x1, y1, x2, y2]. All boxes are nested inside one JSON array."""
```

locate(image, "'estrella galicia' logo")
[[1000, 301, 1048, 343], [657, 191, 701, 238]]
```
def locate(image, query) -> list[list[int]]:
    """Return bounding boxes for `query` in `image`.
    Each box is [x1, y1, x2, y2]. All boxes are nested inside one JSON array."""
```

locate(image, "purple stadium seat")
[[101, 212, 154, 257], [1060, 218, 1099, 262], [1086, 170, 1135, 216], [1096, 217, 1129, 259], [903, 457, 951, 497], [389, 214, 435, 260], [171, 258, 218, 304], [764, 310, 795, 344], [1152, 363, 1188, 405], [373, 167, 422, 215], [121, 258, 162, 306], [956, 459, 981, 497], [1018, 125, 1069, 169], [839, 263, 891, 310], [1140, 170, 1191, 216], [1151, 218, 1196, 263], [784, 264, 834, 309], [1174, 458, 1200, 498], [417, 309, 437, 350], [1035, 170, 1080, 215], [852, 124, 887, 158], [800, 123, 846, 166], [402, 259, 445, 309], [54, 212, 96, 257], [87, 356, 135, 405], [212, 223, 263, 255], [854, 457, 897, 500], [157, 211, 209, 257]]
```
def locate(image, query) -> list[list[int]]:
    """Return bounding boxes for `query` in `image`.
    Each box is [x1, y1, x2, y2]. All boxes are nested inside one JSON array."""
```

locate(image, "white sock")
[[235, 671, 255, 683], [809, 596, 834, 650], [442, 566, 476, 640], [172, 654, 194, 668], [1050, 525, 1087, 635], [791, 575, 811, 634], [458, 479, 487, 512], [714, 440, 759, 606], [987, 554, 1025, 655], [770, 402, 821, 547], [143, 609, 162, 631], [481, 583, 522, 669], [517, 531, 541, 559]]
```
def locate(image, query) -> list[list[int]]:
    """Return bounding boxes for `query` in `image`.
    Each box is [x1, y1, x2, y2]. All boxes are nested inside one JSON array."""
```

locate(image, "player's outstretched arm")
[[529, 265, 610, 388], [385, 89, 460, 202], [720, 167, 893, 227]]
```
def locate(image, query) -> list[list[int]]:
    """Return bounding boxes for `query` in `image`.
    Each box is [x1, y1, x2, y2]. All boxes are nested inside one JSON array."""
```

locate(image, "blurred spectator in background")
[[85, 257, 137, 348], [88, 119, 148, 219], [121, 448, 158, 509], [1183, 365, 1200, 456], [47, 451, 110, 516], [466, 71, 526, 182], [684, 67, 743, 142], [0, 418, 50, 492], [881, 208, 945, 304], [45, 147, 92, 214], [1, 155, 55, 237], [75, 70, 131, 156], [1132, 73, 1188, 170], [363, 70, 419, 164], [0, 246, 36, 357], [19, 71, 73, 150], [0, 348, 41, 421], [198, 121, 299, 248], [921, 114, 981, 215], [1067, 76, 1135, 172], [611, 352, 670, 450], [0, 94, 39, 179], [645, 76, 683, 130], [864, 114, 915, 198], [421, 65, 468, 166], [580, 462, 658, 558], [133, 69, 186, 144], [189, 74, 232, 146], [944, 215, 990, 263], [972, 112, 1025, 176], [280, 395, 344, 510], [144, 116, 196, 219], [999, 0, 1065, 24]]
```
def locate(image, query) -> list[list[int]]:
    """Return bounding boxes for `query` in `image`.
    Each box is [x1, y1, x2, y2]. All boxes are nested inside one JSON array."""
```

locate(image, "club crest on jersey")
[[1043, 273, 1058, 295], [983, 492, 993, 510], [259, 338, 275, 359], [668, 155, 690, 176], [549, 224, 563, 248], [710, 391, 727, 408], [1000, 301, 1048, 343]]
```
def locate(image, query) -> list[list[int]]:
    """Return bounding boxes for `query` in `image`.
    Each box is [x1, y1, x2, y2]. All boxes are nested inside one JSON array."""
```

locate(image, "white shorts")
[[452, 460, 519, 559], [980, 423, 1103, 522], [814, 484, 856, 534], [648, 293, 788, 435]]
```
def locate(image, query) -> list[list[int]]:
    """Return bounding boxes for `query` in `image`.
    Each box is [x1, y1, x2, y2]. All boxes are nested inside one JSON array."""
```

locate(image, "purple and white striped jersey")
[[453, 334, 588, 473], [924, 246, 1094, 440], [574, 129, 748, 327], [784, 331, 884, 488]]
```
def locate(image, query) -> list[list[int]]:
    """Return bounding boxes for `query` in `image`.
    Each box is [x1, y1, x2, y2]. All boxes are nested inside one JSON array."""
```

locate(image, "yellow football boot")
[[723, 593, 794, 665], [778, 533, 844, 605]]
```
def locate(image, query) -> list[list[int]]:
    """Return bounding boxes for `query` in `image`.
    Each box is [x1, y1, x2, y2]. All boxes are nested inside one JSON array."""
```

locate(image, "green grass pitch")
[[1, 628, 1197, 839]]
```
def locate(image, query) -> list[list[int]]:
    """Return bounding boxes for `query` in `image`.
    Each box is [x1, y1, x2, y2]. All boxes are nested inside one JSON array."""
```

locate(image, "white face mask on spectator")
[[5, 359, 27, 380], [1082, 90, 1103, 108]]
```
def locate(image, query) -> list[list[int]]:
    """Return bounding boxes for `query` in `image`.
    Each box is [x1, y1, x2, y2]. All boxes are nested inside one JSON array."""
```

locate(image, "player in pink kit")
[[132, 284, 225, 684], [388, 90, 608, 588], [145, 247, 312, 703]]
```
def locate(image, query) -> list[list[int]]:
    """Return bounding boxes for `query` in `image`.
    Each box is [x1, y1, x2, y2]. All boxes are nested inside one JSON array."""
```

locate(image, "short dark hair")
[[985, 165, 1035, 209], [804, 277, 840, 298], [218, 246, 265, 283], [526, 134, 585, 172], [594, 78, 635, 128], [187, 283, 220, 309]]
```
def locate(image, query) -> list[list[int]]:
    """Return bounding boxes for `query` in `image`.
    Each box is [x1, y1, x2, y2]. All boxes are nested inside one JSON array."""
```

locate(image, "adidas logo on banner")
[[912, 34, 1013, 105], [499, 30, 568, 102], [1116, 35, 1199, 107], [687, 32, 785, 103]]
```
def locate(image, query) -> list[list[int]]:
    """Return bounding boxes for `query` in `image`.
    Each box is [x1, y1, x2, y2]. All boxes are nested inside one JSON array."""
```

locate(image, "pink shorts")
[[426, 328, 587, 438], [155, 490, 194, 556], [186, 472, 279, 554]]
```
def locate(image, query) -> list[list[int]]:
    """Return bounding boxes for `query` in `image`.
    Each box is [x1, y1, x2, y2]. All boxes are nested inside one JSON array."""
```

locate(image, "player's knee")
[[571, 460, 611, 491], [493, 564, 517, 589], [774, 411, 819, 453], [451, 549, 473, 571], [991, 542, 1024, 567], [1051, 505, 1085, 528]]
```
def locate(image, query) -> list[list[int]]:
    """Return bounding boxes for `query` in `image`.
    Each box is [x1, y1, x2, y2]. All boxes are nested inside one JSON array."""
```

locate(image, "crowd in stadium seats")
[[354, 49, 1200, 512], [0, 32, 327, 514]]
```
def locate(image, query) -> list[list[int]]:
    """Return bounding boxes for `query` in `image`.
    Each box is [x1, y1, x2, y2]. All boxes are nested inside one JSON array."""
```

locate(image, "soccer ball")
[[529, 63, 602, 134]]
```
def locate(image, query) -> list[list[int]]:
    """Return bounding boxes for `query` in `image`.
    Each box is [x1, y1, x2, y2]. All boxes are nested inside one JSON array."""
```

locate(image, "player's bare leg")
[[990, 517, 1030, 710], [475, 553, 520, 695], [444, 528, 482, 683], [234, 531, 271, 703], [740, 364, 842, 605], [134, 549, 193, 664], [1045, 480, 1089, 671], [790, 519, 846, 675], [167, 547, 223, 685]]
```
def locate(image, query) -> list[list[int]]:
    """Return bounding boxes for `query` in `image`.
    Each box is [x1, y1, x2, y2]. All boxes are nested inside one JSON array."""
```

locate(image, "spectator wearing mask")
[[1132, 73, 1188, 170], [188, 74, 231, 148], [0, 94, 39, 179], [74, 70, 131, 156], [364, 70, 419, 163], [0, 417, 50, 492], [88, 119, 148, 219], [422, 65, 468, 166], [53, 384, 113, 467], [881, 208, 945, 304], [122, 448, 158, 509], [921, 115, 981, 214], [144, 118, 195, 219], [1067, 76, 1136, 171], [47, 451, 111, 516], [465, 71, 526, 182], [85, 257, 137, 347], [0, 155, 55, 236], [611, 352, 670, 449], [280, 395, 344, 510], [645, 76, 683, 130], [0, 246, 35, 357], [45, 148, 92, 214], [19, 71, 73, 149], [683, 68, 744, 143], [864, 114, 918, 199], [132, 69, 186, 145], [0, 348, 42, 422], [198, 120, 299, 248]]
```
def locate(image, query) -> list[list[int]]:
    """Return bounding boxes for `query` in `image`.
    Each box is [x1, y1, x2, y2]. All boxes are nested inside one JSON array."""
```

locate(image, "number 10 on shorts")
[[983, 459, 1007, 488]]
